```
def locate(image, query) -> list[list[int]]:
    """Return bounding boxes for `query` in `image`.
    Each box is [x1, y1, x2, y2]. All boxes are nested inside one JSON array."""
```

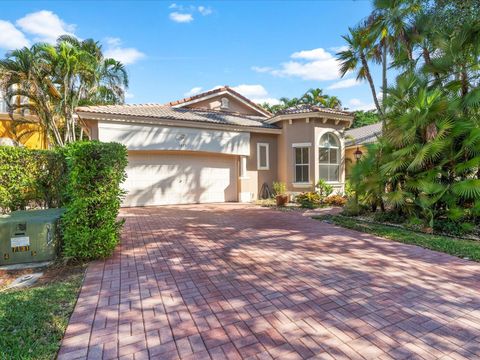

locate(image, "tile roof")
[[76, 104, 279, 129], [275, 104, 352, 116], [345, 122, 382, 146], [165, 86, 272, 117]]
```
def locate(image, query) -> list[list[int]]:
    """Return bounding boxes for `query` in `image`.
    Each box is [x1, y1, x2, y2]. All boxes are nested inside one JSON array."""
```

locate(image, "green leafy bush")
[[433, 219, 474, 237], [341, 198, 364, 216], [273, 181, 286, 195], [316, 179, 333, 198], [373, 211, 406, 224], [61, 141, 127, 260], [323, 194, 347, 207], [296, 192, 321, 208], [0, 146, 66, 212]]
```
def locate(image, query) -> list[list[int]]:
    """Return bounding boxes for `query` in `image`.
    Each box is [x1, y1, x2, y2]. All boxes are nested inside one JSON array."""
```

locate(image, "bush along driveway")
[[59, 204, 480, 359]]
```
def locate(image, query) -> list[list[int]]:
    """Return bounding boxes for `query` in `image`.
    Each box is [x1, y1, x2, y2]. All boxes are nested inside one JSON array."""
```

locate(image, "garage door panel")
[[123, 152, 237, 206]]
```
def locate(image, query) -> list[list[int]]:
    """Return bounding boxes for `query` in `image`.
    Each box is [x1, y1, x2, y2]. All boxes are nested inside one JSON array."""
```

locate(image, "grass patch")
[[0, 269, 84, 359], [315, 215, 480, 262]]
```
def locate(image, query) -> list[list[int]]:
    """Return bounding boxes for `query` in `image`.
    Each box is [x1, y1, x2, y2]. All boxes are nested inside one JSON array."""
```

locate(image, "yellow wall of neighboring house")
[[345, 145, 367, 178], [0, 114, 47, 149]]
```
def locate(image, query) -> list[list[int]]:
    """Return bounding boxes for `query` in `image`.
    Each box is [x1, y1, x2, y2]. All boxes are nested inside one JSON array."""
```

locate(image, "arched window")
[[319, 133, 340, 182]]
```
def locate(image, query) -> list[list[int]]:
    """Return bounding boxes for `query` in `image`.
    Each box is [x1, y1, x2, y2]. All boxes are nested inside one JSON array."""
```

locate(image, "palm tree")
[[337, 24, 383, 115], [301, 88, 327, 106], [0, 36, 128, 146], [323, 96, 342, 109]]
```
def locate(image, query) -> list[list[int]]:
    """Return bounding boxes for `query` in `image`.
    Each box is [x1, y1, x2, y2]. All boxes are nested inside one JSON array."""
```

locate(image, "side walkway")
[[59, 204, 480, 359]]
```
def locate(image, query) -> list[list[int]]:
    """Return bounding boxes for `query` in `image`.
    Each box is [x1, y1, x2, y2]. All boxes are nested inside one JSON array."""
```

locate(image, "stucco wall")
[[276, 118, 347, 194], [239, 133, 278, 201], [97, 121, 251, 156], [0, 116, 46, 149]]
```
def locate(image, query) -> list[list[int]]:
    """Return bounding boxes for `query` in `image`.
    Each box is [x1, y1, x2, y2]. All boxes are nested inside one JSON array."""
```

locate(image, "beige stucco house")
[[77, 86, 354, 207]]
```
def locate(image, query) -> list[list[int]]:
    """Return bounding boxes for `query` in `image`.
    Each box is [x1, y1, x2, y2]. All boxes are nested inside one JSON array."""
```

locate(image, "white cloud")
[[348, 98, 375, 111], [258, 48, 341, 81], [291, 48, 332, 60], [184, 87, 203, 96], [16, 10, 75, 43], [231, 84, 279, 105], [329, 45, 349, 53], [253, 98, 280, 105], [169, 12, 194, 23], [327, 78, 361, 90], [104, 37, 145, 65], [198, 6, 212, 16], [169, 3, 178, 9], [251, 66, 273, 73], [0, 20, 30, 49], [125, 91, 135, 99], [232, 84, 268, 99]]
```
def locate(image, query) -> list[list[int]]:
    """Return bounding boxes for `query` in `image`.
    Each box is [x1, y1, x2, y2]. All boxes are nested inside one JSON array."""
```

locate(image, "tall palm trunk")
[[381, 40, 388, 127], [360, 51, 383, 115]]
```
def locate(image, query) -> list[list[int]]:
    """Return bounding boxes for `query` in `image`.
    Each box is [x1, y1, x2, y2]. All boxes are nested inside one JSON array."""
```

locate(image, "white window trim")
[[318, 133, 341, 182], [291, 142, 312, 147], [257, 143, 270, 170], [293, 145, 310, 184]]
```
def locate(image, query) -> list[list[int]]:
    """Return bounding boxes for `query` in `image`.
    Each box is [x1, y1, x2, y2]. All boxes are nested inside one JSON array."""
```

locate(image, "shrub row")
[[0, 147, 66, 212], [0, 142, 127, 260], [61, 141, 127, 260]]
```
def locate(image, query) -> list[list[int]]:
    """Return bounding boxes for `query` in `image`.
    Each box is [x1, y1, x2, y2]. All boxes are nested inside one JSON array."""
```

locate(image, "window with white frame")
[[221, 97, 229, 109], [318, 133, 340, 182], [257, 143, 269, 170], [294, 146, 309, 183]]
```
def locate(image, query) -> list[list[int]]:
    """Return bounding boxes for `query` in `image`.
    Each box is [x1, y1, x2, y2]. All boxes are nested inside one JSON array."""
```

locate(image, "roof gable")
[[166, 86, 271, 118]]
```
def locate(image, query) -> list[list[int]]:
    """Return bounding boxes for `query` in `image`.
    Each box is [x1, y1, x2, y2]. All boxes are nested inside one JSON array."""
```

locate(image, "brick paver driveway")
[[59, 204, 480, 360]]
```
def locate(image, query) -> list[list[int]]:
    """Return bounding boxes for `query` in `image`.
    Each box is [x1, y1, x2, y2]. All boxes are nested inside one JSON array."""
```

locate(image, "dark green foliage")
[[433, 219, 474, 237], [351, 110, 380, 128], [373, 211, 406, 224], [61, 141, 127, 260], [0, 146, 66, 212]]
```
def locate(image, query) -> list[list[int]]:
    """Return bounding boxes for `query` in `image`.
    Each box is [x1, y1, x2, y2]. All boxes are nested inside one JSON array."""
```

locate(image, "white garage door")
[[123, 151, 238, 206]]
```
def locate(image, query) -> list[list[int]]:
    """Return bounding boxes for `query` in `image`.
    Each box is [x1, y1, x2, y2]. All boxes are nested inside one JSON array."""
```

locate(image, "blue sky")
[[0, 1, 380, 111]]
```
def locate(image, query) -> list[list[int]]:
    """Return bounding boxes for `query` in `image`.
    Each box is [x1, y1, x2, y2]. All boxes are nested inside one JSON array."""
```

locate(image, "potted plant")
[[273, 181, 288, 206]]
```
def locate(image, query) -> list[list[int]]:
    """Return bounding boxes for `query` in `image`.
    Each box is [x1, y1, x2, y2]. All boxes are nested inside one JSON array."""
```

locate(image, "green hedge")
[[61, 141, 127, 260], [0, 146, 66, 212]]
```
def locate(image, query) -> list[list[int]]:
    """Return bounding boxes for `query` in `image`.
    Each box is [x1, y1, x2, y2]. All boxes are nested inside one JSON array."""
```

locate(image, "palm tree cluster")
[[344, 0, 480, 231], [0, 35, 128, 146], [259, 88, 342, 114]]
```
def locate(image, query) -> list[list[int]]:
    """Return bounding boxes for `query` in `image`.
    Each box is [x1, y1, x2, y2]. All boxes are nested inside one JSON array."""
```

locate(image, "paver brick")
[[59, 204, 480, 359]]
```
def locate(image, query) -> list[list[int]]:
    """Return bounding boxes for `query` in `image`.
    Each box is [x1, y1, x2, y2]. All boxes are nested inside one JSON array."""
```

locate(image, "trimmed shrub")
[[323, 194, 347, 207], [296, 192, 321, 208], [0, 146, 66, 212], [61, 141, 127, 260]]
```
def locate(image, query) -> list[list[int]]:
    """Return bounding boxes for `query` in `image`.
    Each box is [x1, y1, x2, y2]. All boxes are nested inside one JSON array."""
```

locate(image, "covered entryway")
[[123, 151, 238, 206]]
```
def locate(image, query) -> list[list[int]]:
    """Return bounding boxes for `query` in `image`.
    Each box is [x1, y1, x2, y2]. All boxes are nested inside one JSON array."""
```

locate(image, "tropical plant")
[[352, 110, 380, 128], [0, 36, 128, 146], [342, 0, 480, 230], [337, 24, 383, 115], [272, 181, 286, 195], [315, 179, 334, 198]]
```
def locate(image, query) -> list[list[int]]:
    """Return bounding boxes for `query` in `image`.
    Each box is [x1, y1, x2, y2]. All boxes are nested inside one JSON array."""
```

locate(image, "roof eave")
[[265, 112, 353, 125], [76, 111, 282, 134]]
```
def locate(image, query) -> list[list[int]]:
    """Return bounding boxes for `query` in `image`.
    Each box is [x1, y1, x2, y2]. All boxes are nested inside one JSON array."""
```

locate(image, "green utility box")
[[0, 208, 64, 265]]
